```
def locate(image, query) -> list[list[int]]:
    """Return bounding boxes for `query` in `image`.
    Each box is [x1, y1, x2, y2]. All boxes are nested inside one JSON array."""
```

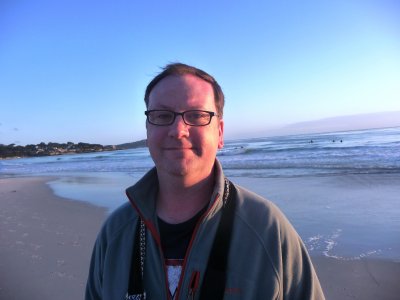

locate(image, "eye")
[[155, 111, 173, 120], [186, 111, 208, 121]]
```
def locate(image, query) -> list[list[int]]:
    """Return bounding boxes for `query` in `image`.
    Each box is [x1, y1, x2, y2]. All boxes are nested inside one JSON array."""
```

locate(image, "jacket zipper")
[[187, 271, 200, 300], [127, 190, 223, 300], [174, 193, 221, 300]]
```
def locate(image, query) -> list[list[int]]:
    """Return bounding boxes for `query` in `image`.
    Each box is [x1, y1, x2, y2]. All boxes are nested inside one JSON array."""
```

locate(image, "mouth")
[[163, 143, 193, 150], [164, 147, 193, 151], [163, 145, 196, 156]]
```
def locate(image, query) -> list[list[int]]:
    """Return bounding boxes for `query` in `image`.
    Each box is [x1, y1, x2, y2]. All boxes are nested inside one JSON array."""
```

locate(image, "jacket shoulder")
[[233, 183, 292, 230], [99, 202, 138, 242], [231, 183, 303, 260]]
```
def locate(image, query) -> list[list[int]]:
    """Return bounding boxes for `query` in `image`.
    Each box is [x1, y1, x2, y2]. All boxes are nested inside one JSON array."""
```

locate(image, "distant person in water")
[[85, 63, 325, 299]]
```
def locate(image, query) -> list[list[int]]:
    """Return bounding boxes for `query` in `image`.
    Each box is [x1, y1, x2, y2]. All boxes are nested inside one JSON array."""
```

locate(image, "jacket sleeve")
[[85, 234, 104, 300], [232, 183, 325, 299], [280, 221, 325, 300]]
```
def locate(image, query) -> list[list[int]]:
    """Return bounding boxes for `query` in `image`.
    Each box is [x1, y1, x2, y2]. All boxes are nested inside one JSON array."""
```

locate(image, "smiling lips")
[[163, 145, 195, 157], [163, 143, 194, 150], [164, 147, 193, 151]]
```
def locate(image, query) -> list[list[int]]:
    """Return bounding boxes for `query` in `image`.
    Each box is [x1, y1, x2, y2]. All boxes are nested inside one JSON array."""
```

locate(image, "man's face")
[[146, 74, 224, 182]]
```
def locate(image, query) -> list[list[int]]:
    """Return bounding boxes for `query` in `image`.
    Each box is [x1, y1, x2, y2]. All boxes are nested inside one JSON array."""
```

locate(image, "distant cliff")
[[0, 139, 147, 159], [115, 139, 147, 150]]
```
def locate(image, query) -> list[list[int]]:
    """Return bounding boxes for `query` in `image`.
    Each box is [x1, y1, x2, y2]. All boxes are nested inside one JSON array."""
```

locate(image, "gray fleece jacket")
[[85, 160, 325, 299]]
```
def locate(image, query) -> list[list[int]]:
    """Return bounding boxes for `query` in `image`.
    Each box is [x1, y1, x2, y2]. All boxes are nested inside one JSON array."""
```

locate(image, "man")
[[86, 63, 325, 299]]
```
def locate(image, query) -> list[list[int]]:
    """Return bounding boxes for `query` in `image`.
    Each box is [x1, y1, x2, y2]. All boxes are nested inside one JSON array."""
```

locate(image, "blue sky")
[[1, 0, 399, 145]]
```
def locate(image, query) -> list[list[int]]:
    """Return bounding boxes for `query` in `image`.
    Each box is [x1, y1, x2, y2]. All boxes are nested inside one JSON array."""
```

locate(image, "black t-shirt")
[[158, 204, 208, 259], [158, 204, 209, 299]]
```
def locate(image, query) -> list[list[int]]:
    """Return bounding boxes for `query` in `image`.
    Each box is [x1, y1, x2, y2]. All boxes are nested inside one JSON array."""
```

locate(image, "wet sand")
[[1, 177, 399, 299]]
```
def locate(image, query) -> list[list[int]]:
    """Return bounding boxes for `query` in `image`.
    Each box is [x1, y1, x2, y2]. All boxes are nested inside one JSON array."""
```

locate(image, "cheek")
[[146, 128, 163, 152], [147, 125, 164, 139], [195, 129, 221, 154]]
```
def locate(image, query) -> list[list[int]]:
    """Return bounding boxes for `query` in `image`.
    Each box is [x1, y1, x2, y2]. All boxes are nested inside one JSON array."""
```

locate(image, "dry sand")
[[313, 256, 400, 300], [0, 177, 106, 300], [1, 176, 399, 300]]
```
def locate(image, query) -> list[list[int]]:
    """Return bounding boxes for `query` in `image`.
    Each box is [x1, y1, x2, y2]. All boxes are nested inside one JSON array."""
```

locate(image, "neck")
[[156, 172, 215, 224]]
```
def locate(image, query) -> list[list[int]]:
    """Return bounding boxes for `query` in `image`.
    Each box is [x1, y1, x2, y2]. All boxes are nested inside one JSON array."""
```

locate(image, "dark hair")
[[144, 63, 225, 117]]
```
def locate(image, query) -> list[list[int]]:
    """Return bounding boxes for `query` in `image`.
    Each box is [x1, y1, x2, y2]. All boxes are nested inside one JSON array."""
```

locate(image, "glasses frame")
[[145, 110, 219, 126]]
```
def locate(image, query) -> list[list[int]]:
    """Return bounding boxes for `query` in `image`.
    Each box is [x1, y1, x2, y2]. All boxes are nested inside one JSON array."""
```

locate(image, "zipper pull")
[[188, 271, 200, 300]]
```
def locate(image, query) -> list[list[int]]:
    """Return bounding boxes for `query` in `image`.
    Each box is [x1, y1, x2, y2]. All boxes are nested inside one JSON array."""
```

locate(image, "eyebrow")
[[149, 104, 172, 110], [148, 105, 209, 111]]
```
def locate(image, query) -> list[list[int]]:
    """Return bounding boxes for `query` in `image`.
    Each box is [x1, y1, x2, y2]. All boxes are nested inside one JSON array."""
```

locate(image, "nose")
[[168, 114, 189, 138]]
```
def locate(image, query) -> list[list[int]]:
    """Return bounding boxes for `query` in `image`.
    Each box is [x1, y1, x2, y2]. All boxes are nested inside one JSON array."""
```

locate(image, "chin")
[[156, 156, 214, 179], [159, 161, 190, 176]]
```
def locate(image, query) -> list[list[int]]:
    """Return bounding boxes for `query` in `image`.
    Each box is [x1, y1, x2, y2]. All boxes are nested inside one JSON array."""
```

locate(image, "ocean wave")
[[305, 229, 385, 261], [218, 147, 256, 156], [221, 144, 396, 155]]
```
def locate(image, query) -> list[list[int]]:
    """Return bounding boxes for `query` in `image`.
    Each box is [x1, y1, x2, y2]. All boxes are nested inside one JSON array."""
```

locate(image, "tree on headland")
[[0, 139, 147, 159]]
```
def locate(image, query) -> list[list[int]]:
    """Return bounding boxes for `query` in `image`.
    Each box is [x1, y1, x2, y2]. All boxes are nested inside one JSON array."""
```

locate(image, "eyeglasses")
[[145, 110, 219, 126]]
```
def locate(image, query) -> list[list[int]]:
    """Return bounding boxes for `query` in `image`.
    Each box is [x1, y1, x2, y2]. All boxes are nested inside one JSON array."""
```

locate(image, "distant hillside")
[[270, 111, 400, 135], [115, 139, 147, 150], [0, 142, 115, 159], [1, 139, 148, 159]]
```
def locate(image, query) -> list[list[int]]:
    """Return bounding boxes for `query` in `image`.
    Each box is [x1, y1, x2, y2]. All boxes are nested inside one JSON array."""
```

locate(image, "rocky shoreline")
[[0, 140, 146, 159]]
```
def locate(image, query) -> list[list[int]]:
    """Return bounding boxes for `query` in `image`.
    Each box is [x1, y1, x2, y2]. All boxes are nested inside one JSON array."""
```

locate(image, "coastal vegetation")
[[0, 140, 147, 159]]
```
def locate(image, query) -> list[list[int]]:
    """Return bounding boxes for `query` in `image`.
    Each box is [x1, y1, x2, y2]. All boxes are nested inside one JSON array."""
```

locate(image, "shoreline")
[[1, 176, 399, 299]]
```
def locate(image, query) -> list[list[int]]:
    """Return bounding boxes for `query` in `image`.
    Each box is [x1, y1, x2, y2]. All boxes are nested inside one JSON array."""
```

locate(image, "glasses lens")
[[184, 111, 211, 126], [148, 111, 174, 125]]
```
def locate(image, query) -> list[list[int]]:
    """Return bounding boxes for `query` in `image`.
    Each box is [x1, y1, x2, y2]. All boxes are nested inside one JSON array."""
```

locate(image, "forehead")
[[148, 74, 215, 109]]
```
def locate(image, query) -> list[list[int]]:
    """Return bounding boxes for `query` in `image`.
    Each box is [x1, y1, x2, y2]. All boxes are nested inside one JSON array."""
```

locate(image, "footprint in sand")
[[31, 254, 42, 261], [57, 260, 65, 267]]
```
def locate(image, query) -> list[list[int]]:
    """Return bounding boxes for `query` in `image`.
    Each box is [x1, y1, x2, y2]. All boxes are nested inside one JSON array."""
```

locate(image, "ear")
[[145, 120, 150, 144], [218, 119, 224, 149]]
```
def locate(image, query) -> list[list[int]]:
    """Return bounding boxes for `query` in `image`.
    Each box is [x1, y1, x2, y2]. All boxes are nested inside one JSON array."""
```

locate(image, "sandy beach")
[[1, 176, 399, 300], [0, 177, 106, 300]]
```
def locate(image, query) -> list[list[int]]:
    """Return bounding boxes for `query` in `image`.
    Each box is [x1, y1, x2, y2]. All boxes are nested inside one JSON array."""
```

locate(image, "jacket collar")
[[125, 159, 226, 222]]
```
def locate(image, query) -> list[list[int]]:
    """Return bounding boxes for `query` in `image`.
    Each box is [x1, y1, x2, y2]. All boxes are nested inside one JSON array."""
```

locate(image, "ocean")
[[2, 127, 399, 178], [1, 126, 399, 260]]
